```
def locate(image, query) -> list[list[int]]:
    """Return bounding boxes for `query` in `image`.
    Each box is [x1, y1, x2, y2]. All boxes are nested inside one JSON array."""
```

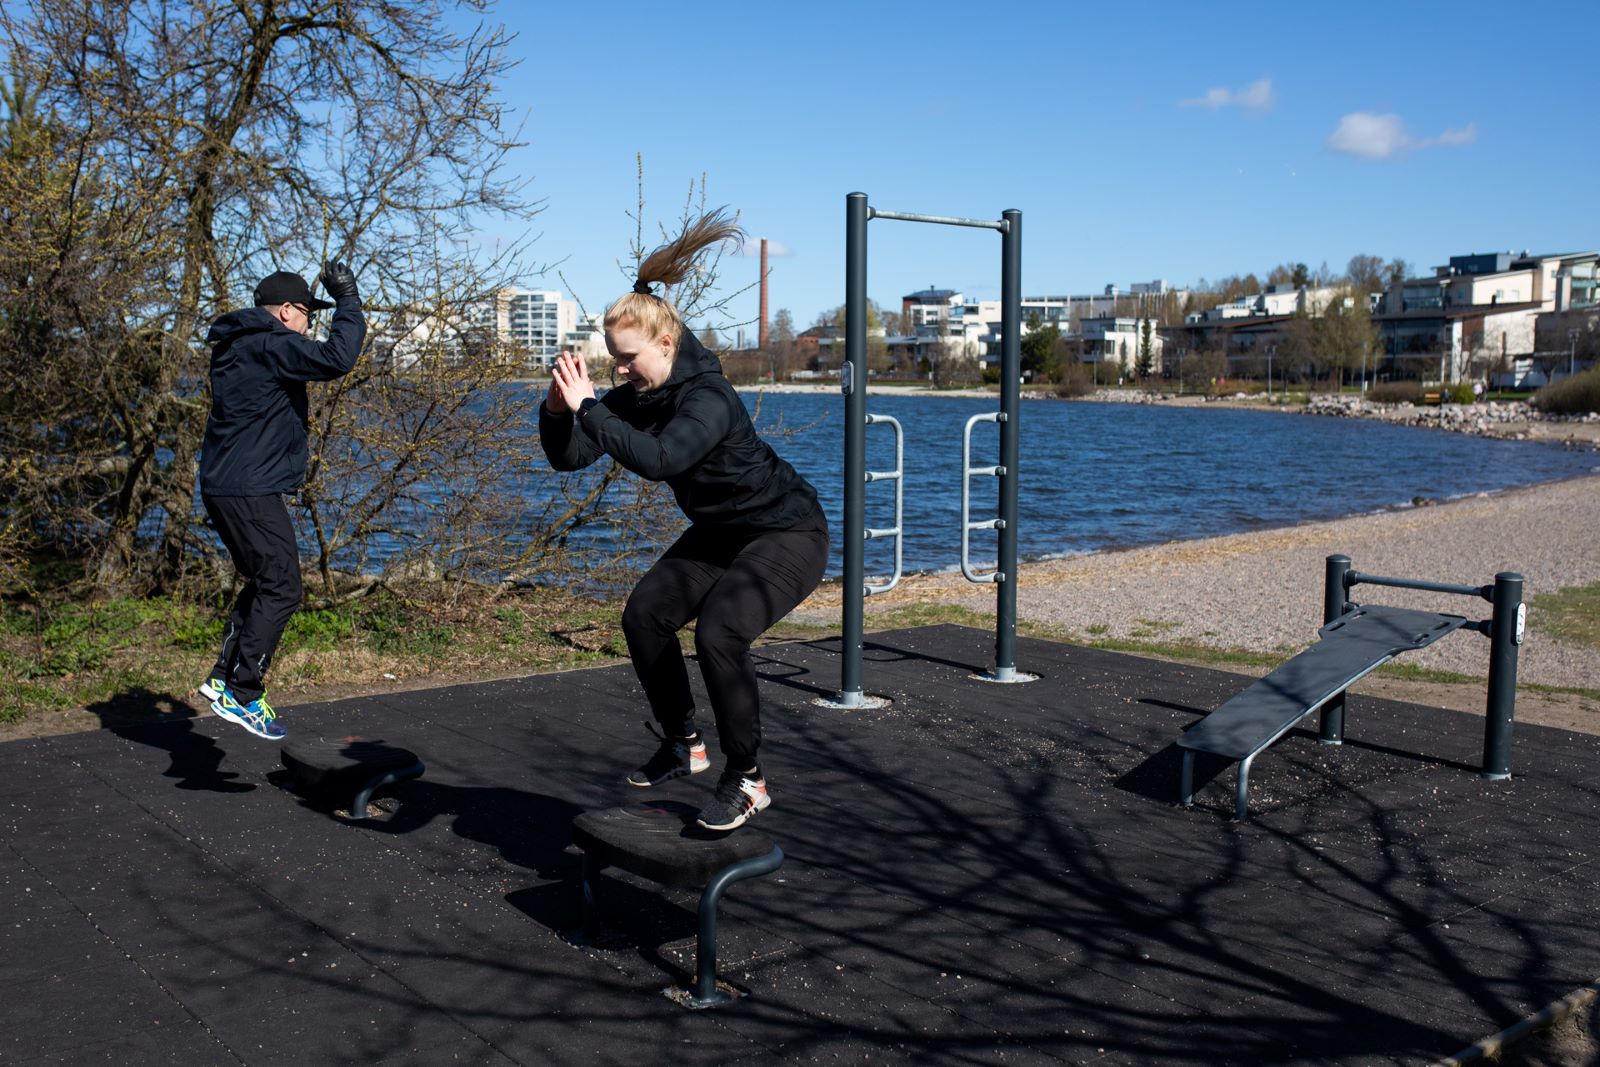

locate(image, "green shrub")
[[283, 607, 356, 652], [1, 680, 73, 723], [170, 608, 224, 652], [1448, 382, 1477, 404], [388, 622, 456, 659], [1531, 366, 1600, 415], [1367, 381, 1424, 404]]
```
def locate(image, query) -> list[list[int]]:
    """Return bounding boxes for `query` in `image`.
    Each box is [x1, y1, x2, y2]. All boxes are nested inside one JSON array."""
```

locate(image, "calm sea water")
[[342, 389, 1599, 580], [739, 392, 1599, 578]]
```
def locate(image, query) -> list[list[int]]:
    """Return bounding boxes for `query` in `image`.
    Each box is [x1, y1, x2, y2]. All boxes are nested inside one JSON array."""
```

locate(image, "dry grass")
[[1529, 583, 1600, 652], [0, 582, 630, 739]]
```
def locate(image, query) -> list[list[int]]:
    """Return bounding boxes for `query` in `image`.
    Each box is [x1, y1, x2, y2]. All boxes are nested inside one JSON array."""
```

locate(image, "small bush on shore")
[[1053, 362, 1093, 398], [1367, 382, 1425, 403], [1531, 366, 1600, 415]]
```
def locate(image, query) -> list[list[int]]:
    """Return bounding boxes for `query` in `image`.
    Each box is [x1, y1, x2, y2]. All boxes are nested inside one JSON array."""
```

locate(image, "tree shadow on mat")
[[84, 687, 255, 793]]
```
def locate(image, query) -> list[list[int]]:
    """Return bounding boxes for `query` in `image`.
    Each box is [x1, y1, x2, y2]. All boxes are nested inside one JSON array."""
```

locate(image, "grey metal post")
[[687, 846, 785, 1008], [839, 193, 869, 707], [1320, 555, 1352, 744], [1481, 572, 1523, 779], [994, 209, 1022, 680]]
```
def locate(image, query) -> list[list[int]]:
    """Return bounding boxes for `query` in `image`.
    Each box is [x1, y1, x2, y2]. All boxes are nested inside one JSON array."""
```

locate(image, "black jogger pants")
[[202, 494, 303, 704], [621, 510, 829, 770]]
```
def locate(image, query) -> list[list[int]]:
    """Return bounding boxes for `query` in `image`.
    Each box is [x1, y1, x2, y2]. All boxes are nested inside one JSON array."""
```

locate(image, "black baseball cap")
[[253, 270, 335, 311]]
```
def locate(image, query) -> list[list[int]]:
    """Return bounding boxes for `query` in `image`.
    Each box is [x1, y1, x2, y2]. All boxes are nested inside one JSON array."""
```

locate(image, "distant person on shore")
[[197, 263, 365, 740], [539, 209, 828, 831]]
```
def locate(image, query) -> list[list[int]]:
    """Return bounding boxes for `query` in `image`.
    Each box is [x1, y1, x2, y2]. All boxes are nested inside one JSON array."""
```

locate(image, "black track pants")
[[621, 512, 829, 769], [202, 494, 303, 704]]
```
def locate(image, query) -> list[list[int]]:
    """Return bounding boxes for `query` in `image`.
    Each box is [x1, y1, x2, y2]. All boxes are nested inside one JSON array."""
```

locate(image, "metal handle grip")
[[863, 413, 903, 596], [961, 412, 1005, 584]]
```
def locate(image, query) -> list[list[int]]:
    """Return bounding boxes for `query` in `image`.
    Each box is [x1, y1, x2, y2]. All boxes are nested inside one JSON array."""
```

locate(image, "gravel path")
[[802, 473, 1600, 690]]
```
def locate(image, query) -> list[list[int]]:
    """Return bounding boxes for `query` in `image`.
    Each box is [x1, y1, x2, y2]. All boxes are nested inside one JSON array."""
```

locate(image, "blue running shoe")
[[211, 690, 287, 741], [198, 676, 227, 702]]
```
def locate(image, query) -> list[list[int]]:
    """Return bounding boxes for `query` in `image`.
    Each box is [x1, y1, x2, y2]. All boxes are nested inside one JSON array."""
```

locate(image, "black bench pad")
[[281, 737, 423, 791], [1179, 605, 1468, 761], [573, 802, 776, 888]]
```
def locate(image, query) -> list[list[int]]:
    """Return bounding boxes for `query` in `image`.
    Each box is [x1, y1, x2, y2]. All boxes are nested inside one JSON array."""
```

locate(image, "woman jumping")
[[539, 210, 829, 831]]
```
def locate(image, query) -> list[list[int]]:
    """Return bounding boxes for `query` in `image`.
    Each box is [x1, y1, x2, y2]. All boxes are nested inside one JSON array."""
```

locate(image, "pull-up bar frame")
[[834, 192, 1026, 708]]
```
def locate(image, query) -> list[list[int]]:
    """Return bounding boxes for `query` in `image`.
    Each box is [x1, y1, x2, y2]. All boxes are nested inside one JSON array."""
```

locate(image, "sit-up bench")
[[1178, 555, 1525, 820]]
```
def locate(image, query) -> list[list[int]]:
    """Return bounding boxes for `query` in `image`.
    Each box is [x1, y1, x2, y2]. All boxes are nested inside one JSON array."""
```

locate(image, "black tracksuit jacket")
[[538, 331, 820, 531], [198, 298, 366, 497]]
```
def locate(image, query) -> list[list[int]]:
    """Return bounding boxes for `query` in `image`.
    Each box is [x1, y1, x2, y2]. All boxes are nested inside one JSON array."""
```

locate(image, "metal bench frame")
[[580, 845, 784, 1009], [1178, 555, 1525, 820], [571, 806, 785, 1009], [280, 739, 425, 820]]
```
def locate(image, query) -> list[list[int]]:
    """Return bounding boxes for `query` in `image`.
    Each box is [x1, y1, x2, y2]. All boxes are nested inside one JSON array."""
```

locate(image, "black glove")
[[320, 260, 359, 301]]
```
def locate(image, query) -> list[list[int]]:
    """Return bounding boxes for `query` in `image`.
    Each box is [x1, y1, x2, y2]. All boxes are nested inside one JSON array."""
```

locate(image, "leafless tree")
[[1346, 254, 1387, 296], [1, 0, 544, 598]]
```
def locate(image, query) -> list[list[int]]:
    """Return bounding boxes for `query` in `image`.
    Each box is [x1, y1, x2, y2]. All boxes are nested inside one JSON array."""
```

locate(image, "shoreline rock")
[[1298, 394, 1600, 445]]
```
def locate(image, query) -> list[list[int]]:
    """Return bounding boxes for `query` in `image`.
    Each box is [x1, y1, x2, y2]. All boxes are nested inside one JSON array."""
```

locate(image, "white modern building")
[[472, 288, 577, 369], [1375, 250, 1599, 384], [1080, 315, 1165, 371], [563, 312, 608, 366], [897, 282, 1187, 369], [1018, 281, 1187, 332], [1186, 284, 1337, 324]]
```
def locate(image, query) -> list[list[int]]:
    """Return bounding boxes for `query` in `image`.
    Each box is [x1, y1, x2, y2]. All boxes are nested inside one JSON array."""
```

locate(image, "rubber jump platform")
[[2, 624, 1597, 1065]]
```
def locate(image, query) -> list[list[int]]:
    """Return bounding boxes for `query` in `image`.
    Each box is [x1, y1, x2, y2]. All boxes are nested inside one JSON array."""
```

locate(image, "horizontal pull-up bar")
[[1347, 570, 1492, 601], [868, 207, 1009, 233]]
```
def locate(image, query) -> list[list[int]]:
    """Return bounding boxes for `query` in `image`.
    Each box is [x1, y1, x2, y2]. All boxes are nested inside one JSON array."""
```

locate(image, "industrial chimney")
[[758, 238, 769, 350]]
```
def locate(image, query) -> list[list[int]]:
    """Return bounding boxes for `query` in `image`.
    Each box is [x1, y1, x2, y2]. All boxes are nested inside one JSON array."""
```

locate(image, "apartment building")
[[471, 288, 577, 369], [1374, 250, 1599, 384]]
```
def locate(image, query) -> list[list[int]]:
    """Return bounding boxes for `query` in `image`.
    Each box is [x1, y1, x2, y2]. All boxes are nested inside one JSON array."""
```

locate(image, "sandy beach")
[[795, 471, 1600, 729]]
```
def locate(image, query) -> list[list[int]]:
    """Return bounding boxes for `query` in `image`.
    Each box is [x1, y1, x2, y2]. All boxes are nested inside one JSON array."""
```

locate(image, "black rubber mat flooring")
[[4, 624, 1596, 1065]]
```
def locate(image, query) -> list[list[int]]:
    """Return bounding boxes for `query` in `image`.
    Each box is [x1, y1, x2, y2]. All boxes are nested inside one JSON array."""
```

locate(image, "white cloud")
[[1428, 121, 1479, 147], [1326, 112, 1479, 160], [735, 238, 792, 258], [1326, 112, 1408, 158], [1179, 78, 1275, 111]]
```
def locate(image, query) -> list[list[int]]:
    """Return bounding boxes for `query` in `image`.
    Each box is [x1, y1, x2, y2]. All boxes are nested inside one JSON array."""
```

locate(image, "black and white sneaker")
[[696, 767, 770, 831], [626, 724, 710, 787]]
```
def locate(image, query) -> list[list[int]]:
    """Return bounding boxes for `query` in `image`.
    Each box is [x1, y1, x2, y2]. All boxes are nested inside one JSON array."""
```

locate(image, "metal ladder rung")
[[863, 414, 904, 597], [961, 413, 1004, 584]]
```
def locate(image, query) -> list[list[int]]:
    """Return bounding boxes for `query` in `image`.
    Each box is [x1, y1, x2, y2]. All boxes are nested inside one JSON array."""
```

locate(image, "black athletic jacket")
[[538, 331, 821, 532], [198, 299, 365, 497]]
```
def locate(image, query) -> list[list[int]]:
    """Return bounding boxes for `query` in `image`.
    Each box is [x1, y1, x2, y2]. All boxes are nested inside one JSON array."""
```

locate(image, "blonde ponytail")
[[604, 208, 744, 342]]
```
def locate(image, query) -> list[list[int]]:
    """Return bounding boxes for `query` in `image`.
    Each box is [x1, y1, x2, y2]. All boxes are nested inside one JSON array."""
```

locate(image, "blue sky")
[[482, 1, 1598, 339]]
